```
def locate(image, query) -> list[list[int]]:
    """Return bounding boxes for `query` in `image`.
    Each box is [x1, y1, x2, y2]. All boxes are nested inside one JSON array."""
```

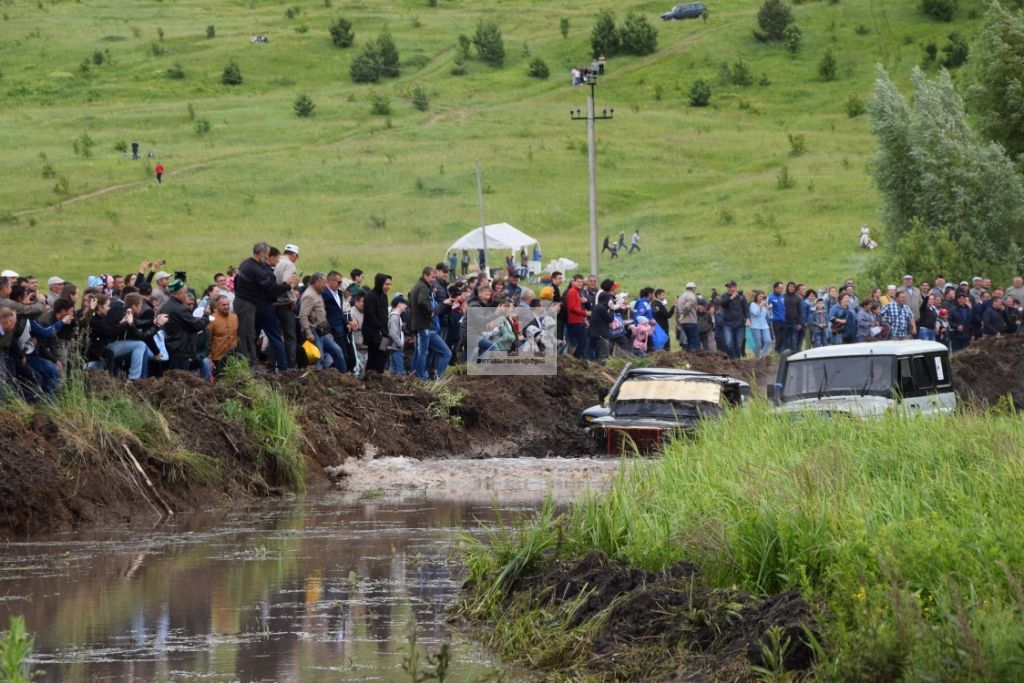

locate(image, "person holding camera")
[[718, 280, 749, 359], [158, 280, 209, 372]]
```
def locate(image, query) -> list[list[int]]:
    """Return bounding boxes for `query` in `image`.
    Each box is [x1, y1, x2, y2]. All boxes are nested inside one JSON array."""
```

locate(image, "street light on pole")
[[571, 71, 614, 279]]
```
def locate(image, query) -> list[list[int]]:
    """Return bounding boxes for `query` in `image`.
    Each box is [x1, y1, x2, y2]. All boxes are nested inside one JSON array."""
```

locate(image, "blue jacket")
[[768, 291, 786, 323]]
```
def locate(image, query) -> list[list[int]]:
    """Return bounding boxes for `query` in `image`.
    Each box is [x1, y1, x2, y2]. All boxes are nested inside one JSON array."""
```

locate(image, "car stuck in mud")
[[580, 365, 750, 453]]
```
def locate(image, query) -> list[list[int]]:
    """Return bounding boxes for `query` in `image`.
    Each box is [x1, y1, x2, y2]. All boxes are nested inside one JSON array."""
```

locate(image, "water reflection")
[[0, 493, 553, 682]]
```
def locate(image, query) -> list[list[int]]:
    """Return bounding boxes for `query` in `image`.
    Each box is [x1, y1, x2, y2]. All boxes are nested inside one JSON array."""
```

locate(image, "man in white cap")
[[1, 270, 18, 286], [897, 274, 922, 321], [151, 270, 172, 306], [675, 282, 699, 352], [274, 244, 301, 369], [46, 276, 65, 305]]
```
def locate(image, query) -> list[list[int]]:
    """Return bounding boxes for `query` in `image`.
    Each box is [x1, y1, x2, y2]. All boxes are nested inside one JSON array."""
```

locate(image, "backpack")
[[609, 313, 626, 339]]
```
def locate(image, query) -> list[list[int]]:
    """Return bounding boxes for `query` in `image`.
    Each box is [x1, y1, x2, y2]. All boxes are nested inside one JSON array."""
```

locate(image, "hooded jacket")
[[362, 274, 390, 347]]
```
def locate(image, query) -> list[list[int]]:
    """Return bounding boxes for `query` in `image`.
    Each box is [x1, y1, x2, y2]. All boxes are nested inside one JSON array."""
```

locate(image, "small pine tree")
[[376, 28, 400, 77], [457, 34, 471, 60], [166, 62, 186, 79], [819, 48, 838, 81], [370, 91, 391, 116], [560, 17, 569, 39], [689, 78, 711, 106], [473, 20, 505, 67], [329, 17, 354, 47], [939, 31, 968, 68], [294, 93, 316, 117], [527, 57, 549, 79], [846, 94, 866, 117], [754, 0, 794, 42], [783, 24, 802, 56], [619, 12, 658, 56], [450, 52, 466, 76], [206, 25, 215, 39], [221, 60, 242, 85], [351, 43, 382, 83], [921, 0, 956, 22], [591, 10, 619, 58], [411, 85, 429, 111]]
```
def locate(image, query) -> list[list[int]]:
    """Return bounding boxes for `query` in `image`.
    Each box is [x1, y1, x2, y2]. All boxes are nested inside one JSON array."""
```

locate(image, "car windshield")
[[612, 377, 723, 419], [781, 356, 894, 401]]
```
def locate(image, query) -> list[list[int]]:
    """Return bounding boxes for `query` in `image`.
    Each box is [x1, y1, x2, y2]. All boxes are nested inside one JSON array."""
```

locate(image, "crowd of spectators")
[[2, 244, 1022, 400]]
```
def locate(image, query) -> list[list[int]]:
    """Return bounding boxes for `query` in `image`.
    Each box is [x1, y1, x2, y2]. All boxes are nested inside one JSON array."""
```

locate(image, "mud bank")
[[0, 352, 747, 538]]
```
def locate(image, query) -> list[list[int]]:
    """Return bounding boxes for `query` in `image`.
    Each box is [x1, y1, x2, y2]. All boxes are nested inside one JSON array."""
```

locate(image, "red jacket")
[[565, 285, 586, 325]]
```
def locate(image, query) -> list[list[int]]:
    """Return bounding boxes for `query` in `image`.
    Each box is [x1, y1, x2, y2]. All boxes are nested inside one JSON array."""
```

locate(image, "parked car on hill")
[[660, 3, 708, 20], [769, 340, 956, 416], [580, 365, 750, 454]]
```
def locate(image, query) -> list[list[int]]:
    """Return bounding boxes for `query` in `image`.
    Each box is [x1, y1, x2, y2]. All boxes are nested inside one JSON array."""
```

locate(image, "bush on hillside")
[[457, 34, 471, 60], [411, 84, 429, 111], [450, 52, 466, 76], [689, 78, 711, 106], [329, 17, 354, 48], [221, 61, 242, 85], [819, 47, 838, 81], [921, 0, 956, 22], [726, 58, 753, 86], [206, 25, 215, 39], [370, 92, 391, 116], [166, 62, 186, 79], [473, 20, 505, 67], [527, 57, 549, 79], [350, 43, 382, 83], [591, 10, 620, 58], [377, 27, 400, 77], [560, 17, 569, 39], [940, 31, 968, 68], [846, 93, 866, 117], [754, 0, 794, 42], [619, 13, 658, 56], [783, 23, 802, 56], [294, 93, 316, 117]]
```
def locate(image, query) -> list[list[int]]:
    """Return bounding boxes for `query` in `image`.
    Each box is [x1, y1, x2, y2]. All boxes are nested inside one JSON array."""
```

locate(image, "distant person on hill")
[[155, 163, 164, 184], [602, 235, 611, 254], [617, 231, 626, 251], [629, 230, 640, 254]]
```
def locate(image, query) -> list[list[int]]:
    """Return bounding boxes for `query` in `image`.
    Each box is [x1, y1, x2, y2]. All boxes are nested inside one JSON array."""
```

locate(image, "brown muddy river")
[[0, 457, 621, 682]]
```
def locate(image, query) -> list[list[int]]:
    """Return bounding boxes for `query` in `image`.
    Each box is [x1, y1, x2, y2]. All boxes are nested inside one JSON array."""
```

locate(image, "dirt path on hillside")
[[13, 163, 207, 217]]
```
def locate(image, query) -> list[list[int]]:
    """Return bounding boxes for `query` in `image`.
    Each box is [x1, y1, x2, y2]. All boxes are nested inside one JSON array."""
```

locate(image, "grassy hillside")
[[0, 0, 987, 293]]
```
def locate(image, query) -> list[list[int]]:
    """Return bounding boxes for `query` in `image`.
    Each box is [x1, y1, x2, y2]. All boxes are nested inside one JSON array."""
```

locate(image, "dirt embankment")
[[0, 351, 771, 538], [950, 334, 1024, 409]]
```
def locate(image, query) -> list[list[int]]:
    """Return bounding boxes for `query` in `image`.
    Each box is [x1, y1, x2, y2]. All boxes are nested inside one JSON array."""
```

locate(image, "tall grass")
[[465, 403, 1024, 679], [0, 616, 38, 683]]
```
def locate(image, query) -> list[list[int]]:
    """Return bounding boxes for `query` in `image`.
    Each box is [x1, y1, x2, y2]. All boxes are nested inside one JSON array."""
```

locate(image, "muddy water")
[[0, 458, 621, 682]]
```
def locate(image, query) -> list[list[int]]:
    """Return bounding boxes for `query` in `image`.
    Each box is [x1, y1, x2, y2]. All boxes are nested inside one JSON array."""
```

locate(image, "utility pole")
[[571, 72, 614, 278], [475, 160, 489, 277]]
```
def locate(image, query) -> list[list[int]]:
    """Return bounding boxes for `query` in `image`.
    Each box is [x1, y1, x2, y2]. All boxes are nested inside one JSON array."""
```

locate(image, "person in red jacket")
[[564, 274, 589, 358], [155, 163, 164, 184]]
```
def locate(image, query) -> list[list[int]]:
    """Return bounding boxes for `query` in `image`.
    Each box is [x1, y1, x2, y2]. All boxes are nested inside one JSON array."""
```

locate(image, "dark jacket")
[[322, 288, 349, 337], [588, 291, 614, 339], [234, 257, 290, 306], [409, 278, 434, 332], [362, 274, 390, 347], [159, 297, 209, 359], [784, 292, 803, 325], [719, 291, 749, 327], [949, 304, 973, 341], [982, 307, 1007, 336], [651, 298, 673, 333]]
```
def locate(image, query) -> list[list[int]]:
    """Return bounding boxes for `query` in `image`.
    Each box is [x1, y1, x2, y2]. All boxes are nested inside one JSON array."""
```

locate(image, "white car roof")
[[788, 340, 949, 361]]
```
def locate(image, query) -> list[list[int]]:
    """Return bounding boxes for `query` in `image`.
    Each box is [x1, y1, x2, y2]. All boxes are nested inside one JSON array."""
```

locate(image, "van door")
[[897, 353, 955, 414]]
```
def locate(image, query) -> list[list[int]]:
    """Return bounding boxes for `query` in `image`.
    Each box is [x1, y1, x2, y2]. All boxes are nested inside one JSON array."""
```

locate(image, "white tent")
[[447, 223, 538, 253]]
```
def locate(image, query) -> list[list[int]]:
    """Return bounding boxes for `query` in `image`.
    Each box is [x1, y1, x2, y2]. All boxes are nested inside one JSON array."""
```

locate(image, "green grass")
[[0, 0, 988, 294], [0, 616, 37, 683], [461, 403, 1024, 679]]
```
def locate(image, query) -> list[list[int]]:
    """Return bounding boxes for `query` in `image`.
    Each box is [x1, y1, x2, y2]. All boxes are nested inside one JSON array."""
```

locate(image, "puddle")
[[0, 458, 621, 682]]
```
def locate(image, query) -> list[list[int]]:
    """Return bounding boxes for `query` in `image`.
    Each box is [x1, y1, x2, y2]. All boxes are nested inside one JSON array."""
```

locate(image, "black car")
[[580, 365, 749, 454], [661, 3, 707, 20]]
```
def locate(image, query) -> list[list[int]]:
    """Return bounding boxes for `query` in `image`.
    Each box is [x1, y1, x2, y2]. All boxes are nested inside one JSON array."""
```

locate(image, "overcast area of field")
[[0, 0, 981, 292]]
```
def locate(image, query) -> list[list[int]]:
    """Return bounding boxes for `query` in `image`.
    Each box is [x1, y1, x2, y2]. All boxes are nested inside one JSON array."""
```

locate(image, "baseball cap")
[[1, 270, 18, 278], [507, 270, 519, 278], [725, 279, 737, 287], [155, 270, 171, 281], [87, 275, 104, 288], [391, 293, 407, 307], [435, 262, 450, 272], [944, 283, 955, 290], [284, 244, 300, 255], [167, 278, 186, 293], [47, 276, 64, 287], [685, 282, 696, 289]]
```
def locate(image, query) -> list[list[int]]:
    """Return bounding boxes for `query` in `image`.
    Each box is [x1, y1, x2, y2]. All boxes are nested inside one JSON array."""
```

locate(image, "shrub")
[[619, 12, 658, 56], [560, 17, 569, 39], [473, 20, 505, 67], [166, 62, 185, 79], [411, 84, 429, 111], [450, 52, 466, 76], [940, 31, 968, 68], [819, 48, 838, 81], [150, 42, 164, 56], [284, 5, 300, 19], [729, 58, 754, 86], [855, 24, 871, 35], [783, 23, 802, 56], [788, 133, 807, 156], [689, 78, 711, 106], [377, 28, 400, 77], [591, 10, 619, 58], [923, 42, 938, 64], [329, 17, 354, 47], [370, 91, 391, 115], [91, 50, 104, 65], [846, 93, 866, 117], [921, 0, 956, 21], [113, 140, 128, 153], [776, 165, 795, 189], [74, 132, 94, 158], [41, 162, 56, 178], [456, 34, 471, 60], [206, 25, 215, 39], [754, 0, 794, 42], [195, 118, 211, 135], [350, 43, 382, 83], [294, 93, 315, 117], [221, 60, 242, 85], [527, 57, 549, 79]]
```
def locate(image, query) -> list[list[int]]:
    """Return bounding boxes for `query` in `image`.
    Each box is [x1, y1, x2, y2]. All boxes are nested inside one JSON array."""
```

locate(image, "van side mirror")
[[598, 387, 609, 404]]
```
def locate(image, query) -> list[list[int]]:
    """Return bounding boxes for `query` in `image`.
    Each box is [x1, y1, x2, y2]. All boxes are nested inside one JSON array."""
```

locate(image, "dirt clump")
[[509, 551, 818, 681], [951, 334, 1024, 409]]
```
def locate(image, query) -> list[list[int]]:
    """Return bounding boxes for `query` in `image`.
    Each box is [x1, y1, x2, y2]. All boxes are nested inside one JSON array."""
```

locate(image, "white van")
[[770, 341, 956, 416]]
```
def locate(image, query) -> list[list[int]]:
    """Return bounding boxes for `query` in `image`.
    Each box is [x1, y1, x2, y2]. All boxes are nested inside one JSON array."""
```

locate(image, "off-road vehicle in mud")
[[769, 340, 956, 416], [580, 365, 750, 454]]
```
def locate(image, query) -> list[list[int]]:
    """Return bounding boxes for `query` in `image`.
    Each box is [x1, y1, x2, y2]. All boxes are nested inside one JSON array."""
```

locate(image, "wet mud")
[[501, 550, 818, 681], [950, 334, 1024, 409]]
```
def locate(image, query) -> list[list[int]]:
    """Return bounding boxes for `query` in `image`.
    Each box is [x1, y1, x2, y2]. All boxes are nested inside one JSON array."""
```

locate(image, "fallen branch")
[[122, 444, 175, 518]]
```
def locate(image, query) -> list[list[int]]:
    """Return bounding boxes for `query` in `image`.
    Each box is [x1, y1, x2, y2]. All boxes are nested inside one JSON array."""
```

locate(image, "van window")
[[911, 356, 933, 391]]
